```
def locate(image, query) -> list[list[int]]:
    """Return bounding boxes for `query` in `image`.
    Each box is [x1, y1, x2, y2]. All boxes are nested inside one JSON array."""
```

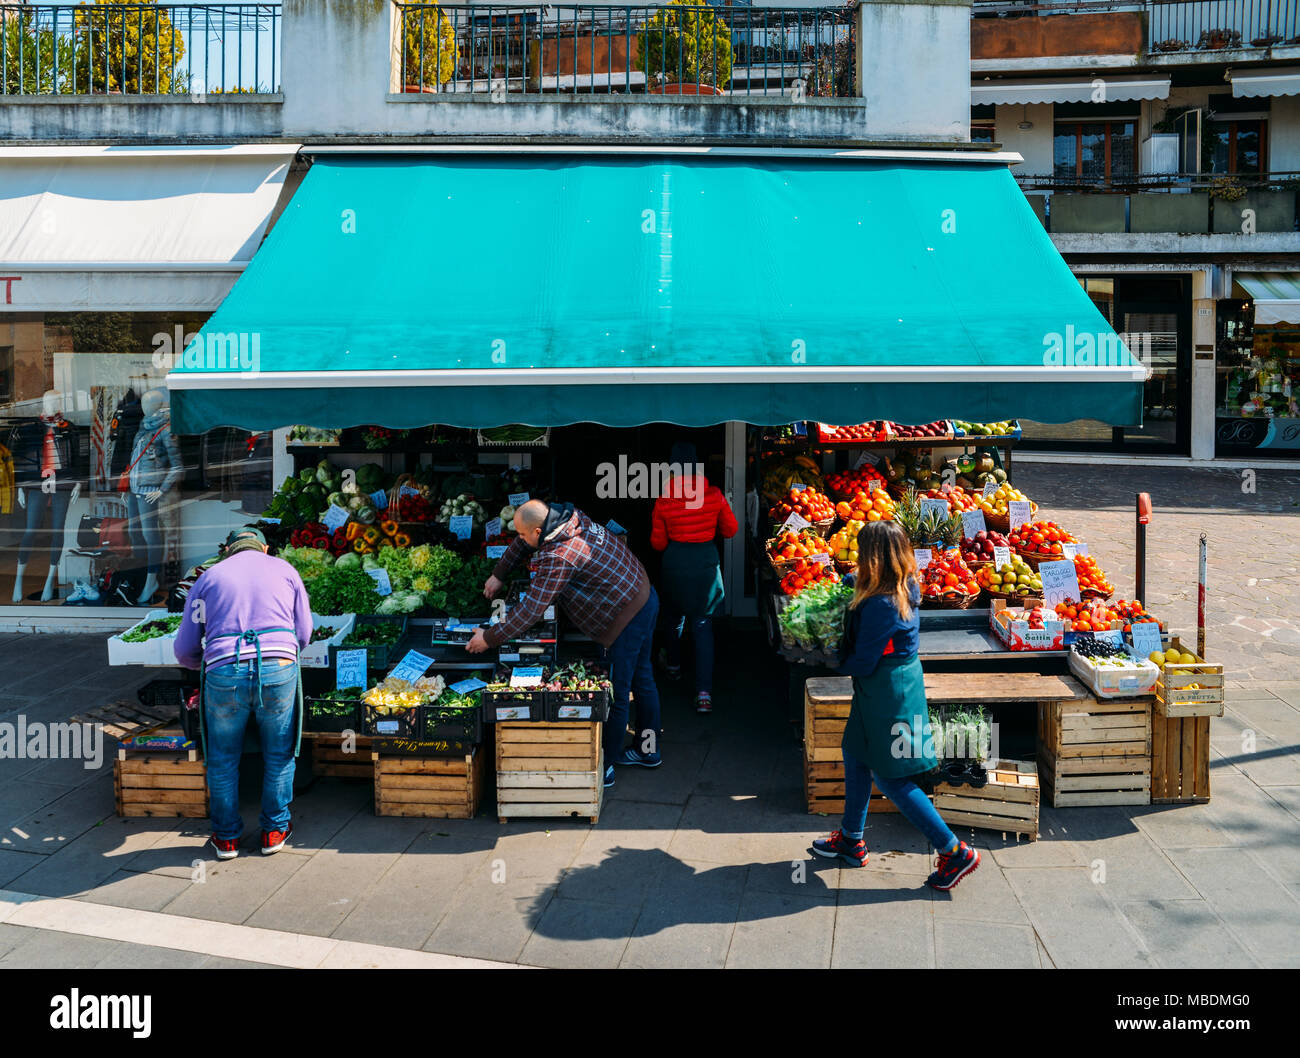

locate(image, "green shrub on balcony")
[[71, 0, 187, 94], [401, 5, 459, 89], [638, 1, 733, 90], [2, 12, 70, 94]]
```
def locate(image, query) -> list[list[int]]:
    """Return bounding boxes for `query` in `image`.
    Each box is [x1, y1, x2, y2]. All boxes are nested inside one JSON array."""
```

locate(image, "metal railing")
[[396, 3, 856, 96], [1015, 169, 1300, 192], [972, 0, 1300, 51], [0, 3, 280, 95]]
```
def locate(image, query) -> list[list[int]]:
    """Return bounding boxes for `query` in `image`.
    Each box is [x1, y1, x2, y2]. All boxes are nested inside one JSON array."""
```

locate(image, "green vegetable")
[[280, 545, 336, 580], [308, 688, 360, 716], [327, 491, 346, 509], [375, 591, 424, 615], [122, 616, 183, 643], [777, 581, 852, 658], [334, 552, 362, 572], [306, 568, 382, 615], [355, 463, 386, 494], [298, 467, 316, 484], [342, 621, 403, 646]]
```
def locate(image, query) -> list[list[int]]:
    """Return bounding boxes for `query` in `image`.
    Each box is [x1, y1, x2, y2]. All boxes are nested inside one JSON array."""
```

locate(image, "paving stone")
[[424, 877, 557, 963], [605, 741, 707, 806], [667, 795, 785, 865], [160, 844, 310, 925], [831, 872, 935, 969], [0, 927, 122, 968], [490, 822, 591, 884], [1127, 803, 1238, 850], [620, 857, 744, 968], [3, 774, 117, 856], [1225, 698, 1300, 743], [13, 817, 182, 898], [73, 869, 195, 912], [0, 849, 44, 887], [927, 850, 1036, 927], [243, 848, 403, 937], [0, 923, 32, 959], [94, 941, 210, 970], [1046, 809, 1199, 902], [1118, 899, 1257, 969], [519, 896, 637, 968], [935, 920, 1041, 969], [0, 779, 76, 832], [117, 824, 212, 878], [197, 955, 279, 968], [725, 889, 835, 968], [1263, 786, 1300, 823]]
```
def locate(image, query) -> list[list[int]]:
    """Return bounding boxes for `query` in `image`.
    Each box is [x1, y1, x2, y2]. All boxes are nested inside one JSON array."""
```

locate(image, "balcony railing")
[[395, 3, 856, 97], [972, 0, 1300, 52], [0, 3, 281, 96]]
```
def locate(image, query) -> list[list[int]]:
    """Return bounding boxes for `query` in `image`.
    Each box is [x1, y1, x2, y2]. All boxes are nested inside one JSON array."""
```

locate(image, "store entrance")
[[549, 422, 729, 606]]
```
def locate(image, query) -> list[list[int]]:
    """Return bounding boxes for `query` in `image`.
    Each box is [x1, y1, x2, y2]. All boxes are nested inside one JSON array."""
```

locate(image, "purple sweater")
[[174, 550, 313, 671]]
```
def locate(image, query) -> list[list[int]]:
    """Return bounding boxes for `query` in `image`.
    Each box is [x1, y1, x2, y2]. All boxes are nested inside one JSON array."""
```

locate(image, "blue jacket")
[[838, 579, 921, 676]]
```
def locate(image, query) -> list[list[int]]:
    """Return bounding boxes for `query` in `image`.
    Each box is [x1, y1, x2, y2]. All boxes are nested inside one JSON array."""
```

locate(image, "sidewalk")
[[0, 465, 1297, 968]]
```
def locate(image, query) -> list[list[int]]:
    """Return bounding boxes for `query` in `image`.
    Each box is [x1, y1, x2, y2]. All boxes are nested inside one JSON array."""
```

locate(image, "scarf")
[[38, 415, 63, 479]]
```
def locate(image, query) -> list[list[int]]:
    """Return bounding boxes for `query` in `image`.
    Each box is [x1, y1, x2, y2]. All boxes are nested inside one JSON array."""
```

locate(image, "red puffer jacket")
[[651, 475, 739, 550]]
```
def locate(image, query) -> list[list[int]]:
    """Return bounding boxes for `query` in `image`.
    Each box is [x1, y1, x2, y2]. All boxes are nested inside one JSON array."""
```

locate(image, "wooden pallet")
[[114, 749, 208, 819], [1038, 696, 1152, 807], [495, 722, 603, 823], [72, 695, 178, 741], [1154, 638, 1225, 718], [373, 749, 486, 819], [934, 759, 1039, 841], [1151, 713, 1211, 803], [307, 733, 376, 779], [803, 758, 903, 815]]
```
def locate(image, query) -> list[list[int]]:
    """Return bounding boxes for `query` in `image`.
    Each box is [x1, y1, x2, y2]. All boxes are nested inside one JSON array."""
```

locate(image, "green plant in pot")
[[402, 5, 460, 90], [638, 0, 733, 93]]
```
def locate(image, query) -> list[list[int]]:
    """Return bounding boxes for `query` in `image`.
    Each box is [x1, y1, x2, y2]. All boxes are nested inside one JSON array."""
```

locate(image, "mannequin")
[[11, 391, 83, 603], [124, 388, 183, 605]]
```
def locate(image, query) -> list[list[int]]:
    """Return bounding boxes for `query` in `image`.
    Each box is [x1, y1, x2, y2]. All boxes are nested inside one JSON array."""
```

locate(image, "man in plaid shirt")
[[467, 500, 662, 785]]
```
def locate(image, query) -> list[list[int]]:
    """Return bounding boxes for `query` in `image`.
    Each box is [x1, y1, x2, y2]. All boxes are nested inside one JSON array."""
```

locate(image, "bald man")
[[467, 499, 662, 786]]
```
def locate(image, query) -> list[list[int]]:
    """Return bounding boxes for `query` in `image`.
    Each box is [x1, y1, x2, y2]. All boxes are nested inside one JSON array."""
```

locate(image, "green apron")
[[199, 627, 304, 761], [660, 540, 725, 619], [840, 653, 936, 779]]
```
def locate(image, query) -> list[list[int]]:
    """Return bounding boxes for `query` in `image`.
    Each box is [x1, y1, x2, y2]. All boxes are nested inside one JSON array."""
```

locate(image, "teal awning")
[[168, 151, 1145, 433]]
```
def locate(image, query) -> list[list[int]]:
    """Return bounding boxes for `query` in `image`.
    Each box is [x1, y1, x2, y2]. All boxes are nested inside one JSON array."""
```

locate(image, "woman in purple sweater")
[[174, 528, 313, 860]]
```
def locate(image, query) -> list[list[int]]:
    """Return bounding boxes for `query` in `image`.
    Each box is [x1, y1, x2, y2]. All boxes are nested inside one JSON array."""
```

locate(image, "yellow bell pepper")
[[393, 533, 411, 549]]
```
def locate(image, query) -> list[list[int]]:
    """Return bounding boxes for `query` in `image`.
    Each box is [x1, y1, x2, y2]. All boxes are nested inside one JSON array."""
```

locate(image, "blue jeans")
[[666, 614, 715, 696], [604, 587, 661, 764], [203, 658, 299, 839], [841, 748, 956, 852]]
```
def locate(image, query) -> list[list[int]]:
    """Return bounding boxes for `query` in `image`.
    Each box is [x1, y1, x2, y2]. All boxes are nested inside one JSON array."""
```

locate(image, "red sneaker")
[[208, 835, 239, 861], [261, 823, 293, 855]]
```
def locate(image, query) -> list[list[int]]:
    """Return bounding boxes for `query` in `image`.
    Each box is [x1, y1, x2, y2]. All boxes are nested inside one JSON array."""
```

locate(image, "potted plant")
[[1197, 27, 1242, 50], [638, 0, 733, 95], [401, 5, 459, 92]]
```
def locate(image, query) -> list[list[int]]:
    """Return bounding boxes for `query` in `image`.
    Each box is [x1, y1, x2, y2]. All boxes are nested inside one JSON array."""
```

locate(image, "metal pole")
[[1198, 531, 1207, 659], [1135, 492, 1151, 606]]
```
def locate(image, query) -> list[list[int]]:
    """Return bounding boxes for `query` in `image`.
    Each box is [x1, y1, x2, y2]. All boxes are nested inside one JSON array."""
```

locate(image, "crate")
[[803, 758, 904, 815], [802, 681, 904, 814], [106, 609, 180, 666], [373, 749, 486, 819], [304, 695, 360, 734], [495, 721, 603, 823], [333, 615, 408, 672], [1038, 695, 1152, 807], [300, 613, 356, 668], [1151, 713, 1211, 803], [1154, 637, 1225, 718], [114, 746, 208, 819], [422, 700, 484, 745], [362, 703, 421, 739], [309, 734, 376, 779], [482, 687, 549, 723], [1068, 648, 1161, 700], [546, 688, 611, 723], [934, 759, 1039, 841]]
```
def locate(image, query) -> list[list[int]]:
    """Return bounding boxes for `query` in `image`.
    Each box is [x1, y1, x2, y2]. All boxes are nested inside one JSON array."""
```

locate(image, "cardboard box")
[[990, 598, 1065, 651]]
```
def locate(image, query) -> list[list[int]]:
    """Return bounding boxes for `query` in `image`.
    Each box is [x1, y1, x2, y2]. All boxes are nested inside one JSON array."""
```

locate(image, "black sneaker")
[[614, 748, 662, 768], [604, 765, 615, 789], [927, 841, 980, 891], [810, 829, 868, 868]]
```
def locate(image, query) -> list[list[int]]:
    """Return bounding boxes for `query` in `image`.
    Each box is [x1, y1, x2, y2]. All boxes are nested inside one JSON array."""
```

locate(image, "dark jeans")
[[841, 747, 956, 851], [17, 488, 71, 565], [604, 587, 661, 764], [126, 490, 164, 575], [666, 614, 714, 696]]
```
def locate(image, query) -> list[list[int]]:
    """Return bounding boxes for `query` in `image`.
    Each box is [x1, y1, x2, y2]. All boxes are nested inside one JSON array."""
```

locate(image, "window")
[[1053, 121, 1137, 183], [0, 345, 12, 402], [971, 125, 995, 144], [1209, 119, 1266, 175]]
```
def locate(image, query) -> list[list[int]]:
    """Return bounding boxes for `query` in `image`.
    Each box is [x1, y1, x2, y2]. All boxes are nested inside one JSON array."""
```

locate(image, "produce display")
[[918, 550, 979, 604], [827, 521, 862, 565], [833, 488, 894, 523], [887, 451, 942, 490], [1073, 554, 1114, 596], [974, 482, 1033, 519], [307, 689, 360, 716], [776, 580, 852, 658], [1054, 599, 1122, 633], [120, 615, 183, 643], [544, 661, 613, 694], [769, 485, 835, 526], [960, 529, 1010, 567], [779, 557, 841, 596], [302, 566, 383, 616], [953, 451, 1008, 492], [1149, 646, 1199, 668], [309, 624, 339, 643], [976, 555, 1043, 597], [952, 420, 1017, 436], [392, 491, 435, 522], [1009, 520, 1076, 559], [364, 674, 447, 712], [1115, 599, 1163, 635], [768, 529, 833, 563], [893, 488, 963, 547], [824, 465, 887, 498], [816, 421, 891, 443], [760, 455, 824, 500], [440, 493, 487, 526], [341, 622, 404, 648], [891, 420, 951, 440], [920, 485, 978, 514]]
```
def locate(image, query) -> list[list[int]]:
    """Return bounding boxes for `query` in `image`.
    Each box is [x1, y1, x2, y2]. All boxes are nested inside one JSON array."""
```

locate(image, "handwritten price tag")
[[920, 497, 950, 522], [321, 504, 349, 533], [790, 483, 808, 493], [399, 485, 421, 498], [781, 511, 811, 533], [449, 677, 487, 694], [335, 648, 367, 691], [1062, 543, 1077, 560], [914, 548, 933, 570], [508, 491, 530, 507], [1037, 559, 1080, 608], [509, 666, 545, 688], [388, 651, 434, 683], [485, 545, 507, 560], [485, 517, 502, 539], [1130, 621, 1163, 659], [448, 515, 473, 540], [982, 479, 998, 499], [854, 451, 881, 469], [369, 490, 389, 511], [1008, 500, 1033, 533], [992, 545, 1012, 569], [366, 568, 392, 596], [809, 553, 831, 567], [961, 509, 987, 538], [1093, 629, 1124, 647]]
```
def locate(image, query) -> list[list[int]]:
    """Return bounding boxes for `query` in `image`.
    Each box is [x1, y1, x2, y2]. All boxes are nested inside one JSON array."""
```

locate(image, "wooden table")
[[804, 672, 1092, 709]]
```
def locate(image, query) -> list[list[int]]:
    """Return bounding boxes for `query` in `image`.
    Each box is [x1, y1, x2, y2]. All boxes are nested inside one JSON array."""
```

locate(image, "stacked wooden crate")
[[802, 682, 902, 815], [373, 749, 487, 819], [495, 721, 603, 824], [1038, 696, 1152, 807], [933, 759, 1039, 841], [114, 739, 208, 819], [307, 733, 376, 779]]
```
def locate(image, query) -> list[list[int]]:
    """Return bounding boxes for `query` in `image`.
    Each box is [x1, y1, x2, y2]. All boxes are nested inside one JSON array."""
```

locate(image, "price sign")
[[448, 515, 473, 540], [399, 485, 421, 498], [486, 545, 508, 560], [261, 517, 281, 525], [389, 650, 434, 683], [992, 545, 1012, 569], [920, 497, 950, 522], [1037, 559, 1080, 608], [914, 548, 933, 570], [1008, 500, 1033, 533], [509, 666, 545, 688], [335, 648, 367, 691], [1130, 621, 1163, 660], [485, 517, 502, 539], [1061, 543, 1077, 560], [1074, 542, 1089, 557], [781, 511, 811, 533], [508, 491, 530, 508], [982, 479, 998, 499], [369, 489, 389, 511], [790, 482, 808, 492], [854, 451, 881, 469], [792, 422, 808, 436], [809, 553, 831, 567], [321, 504, 349, 532], [1093, 629, 1124, 647], [366, 568, 392, 596], [606, 519, 627, 535], [961, 509, 987, 538], [449, 677, 487, 695]]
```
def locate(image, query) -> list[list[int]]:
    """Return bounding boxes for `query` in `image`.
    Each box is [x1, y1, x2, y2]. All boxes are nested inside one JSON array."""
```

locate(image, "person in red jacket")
[[650, 442, 739, 713]]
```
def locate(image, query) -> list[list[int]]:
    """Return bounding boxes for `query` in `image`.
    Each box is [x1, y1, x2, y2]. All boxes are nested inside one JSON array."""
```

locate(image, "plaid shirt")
[[484, 509, 650, 648]]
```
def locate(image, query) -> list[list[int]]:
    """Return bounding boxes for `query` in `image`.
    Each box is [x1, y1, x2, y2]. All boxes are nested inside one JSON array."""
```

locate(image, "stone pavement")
[[0, 464, 1297, 969]]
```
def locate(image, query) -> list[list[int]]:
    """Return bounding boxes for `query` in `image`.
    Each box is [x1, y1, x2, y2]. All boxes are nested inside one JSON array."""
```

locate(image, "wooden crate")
[[1038, 696, 1152, 807], [1151, 713, 1211, 804], [803, 758, 902, 815], [308, 734, 376, 779], [934, 759, 1039, 841], [114, 751, 208, 819], [1154, 637, 1225, 718], [803, 683, 848, 764], [374, 749, 486, 819], [495, 721, 603, 824]]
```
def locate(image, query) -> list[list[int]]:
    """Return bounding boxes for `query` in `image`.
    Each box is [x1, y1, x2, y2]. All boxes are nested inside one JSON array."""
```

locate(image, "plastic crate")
[[422, 699, 484, 744], [300, 613, 356, 668], [547, 688, 611, 723], [362, 702, 421, 738], [482, 687, 549, 723], [1068, 648, 1160, 699], [107, 610, 181, 666], [334, 616, 408, 672], [304, 694, 360, 734]]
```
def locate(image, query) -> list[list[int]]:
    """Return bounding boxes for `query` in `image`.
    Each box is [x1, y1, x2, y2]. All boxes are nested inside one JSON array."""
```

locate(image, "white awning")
[[971, 77, 1171, 106], [0, 144, 298, 311], [1231, 67, 1300, 99], [1237, 272, 1300, 325]]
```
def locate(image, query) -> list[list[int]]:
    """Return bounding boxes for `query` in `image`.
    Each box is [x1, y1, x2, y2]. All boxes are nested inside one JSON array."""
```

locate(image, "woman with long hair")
[[811, 520, 980, 891]]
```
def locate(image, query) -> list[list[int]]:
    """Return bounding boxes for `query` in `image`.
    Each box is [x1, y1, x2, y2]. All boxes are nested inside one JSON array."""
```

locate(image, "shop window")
[[1208, 120, 1266, 176], [1216, 302, 1300, 454], [971, 124, 995, 144], [0, 345, 12, 402], [1053, 121, 1137, 183]]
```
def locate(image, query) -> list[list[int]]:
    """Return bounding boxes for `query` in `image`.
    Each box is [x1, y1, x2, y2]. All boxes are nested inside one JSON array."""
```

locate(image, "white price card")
[[854, 451, 881, 469], [335, 649, 367, 691], [809, 553, 831, 567], [992, 545, 1012, 569], [1093, 629, 1124, 647], [1074, 542, 1089, 557], [790, 482, 808, 492], [914, 548, 933, 570], [321, 504, 350, 532], [485, 517, 502, 539], [1130, 621, 1163, 660], [485, 545, 507, 559], [449, 677, 487, 694], [961, 509, 987, 539], [366, 568, 392, 596], [1036, 559, 1080, 609], [509, 666, 545, 688], [920, 497, 950, 522], [508, 491, 531, 507], [1008, 500, 1033, 533], [781, 511, 811, 533], [1061, 543, 1077, 560], [982, 479, 999, 499], [448, 515, 473, 540], [388, 651, 434, 683]]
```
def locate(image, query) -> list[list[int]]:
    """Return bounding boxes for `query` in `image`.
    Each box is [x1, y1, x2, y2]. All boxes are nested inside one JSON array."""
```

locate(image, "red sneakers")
[[261, 823, 293, 855], [208, 835, 239, 861], [811, 829, 869, 868], [927, 841, 981, 891]]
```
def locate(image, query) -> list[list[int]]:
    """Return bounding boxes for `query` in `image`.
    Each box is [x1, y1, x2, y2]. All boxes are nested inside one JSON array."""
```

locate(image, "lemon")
[[1163, 649, 1182, 665], [1148, 651, 1166, 665], [1179, 652, 1196, 665]]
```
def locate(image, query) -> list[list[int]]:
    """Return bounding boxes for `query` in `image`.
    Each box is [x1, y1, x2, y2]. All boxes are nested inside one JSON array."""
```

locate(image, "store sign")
[[389, 650, 434, 682], [992, 545, 1011, 568], [448, 515, 473, 540], [1008, 500, 1033, 533], [366, 568, 392, 596], [321, 504, 350, 532], [1130, 622, 1163, 659], [335, 648, 367, 691], [914, 548, 932, 570], [1037, 559, 1080, 608], [961, 510, 987, 538]]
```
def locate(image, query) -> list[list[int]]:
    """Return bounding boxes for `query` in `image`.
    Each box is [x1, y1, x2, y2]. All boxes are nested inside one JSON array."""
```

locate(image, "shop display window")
[[1216, 302, 1300, 453]]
